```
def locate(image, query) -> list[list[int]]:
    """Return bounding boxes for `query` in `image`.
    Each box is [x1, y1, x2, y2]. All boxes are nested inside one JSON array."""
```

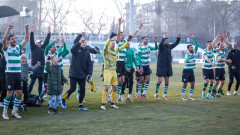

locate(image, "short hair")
[[187, 44, 192, 48], [206, 41, 212, 44], [7, 35, 14, 41], [141, 36, 147, 40], [56, 46, 60, 49]]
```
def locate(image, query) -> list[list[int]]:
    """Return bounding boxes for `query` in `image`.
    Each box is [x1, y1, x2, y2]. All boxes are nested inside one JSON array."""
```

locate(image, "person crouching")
[[46, 55, 69, 114]]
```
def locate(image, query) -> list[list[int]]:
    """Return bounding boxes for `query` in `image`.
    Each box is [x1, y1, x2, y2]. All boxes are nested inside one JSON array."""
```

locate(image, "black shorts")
[[202, 69, 214, 80], [182, 69, 195, 82], [140, 65, 150, 76], [215, 68, 225, 80], [5, 73, 22, 90], [116, 61, 126, 77], [43, 73, 48, 87], [135, 71, 140, 81]]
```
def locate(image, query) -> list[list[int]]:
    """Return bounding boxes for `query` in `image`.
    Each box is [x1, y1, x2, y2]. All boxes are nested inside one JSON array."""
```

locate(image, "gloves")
[[86, 75, 93, 83], [127, 35, 133, 41], [109, 32, 117, 39], [95, 46, 100, 54]]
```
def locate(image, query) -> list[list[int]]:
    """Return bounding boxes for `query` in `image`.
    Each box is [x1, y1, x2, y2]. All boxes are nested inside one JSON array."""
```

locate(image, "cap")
[[35, 40, 42, 44]]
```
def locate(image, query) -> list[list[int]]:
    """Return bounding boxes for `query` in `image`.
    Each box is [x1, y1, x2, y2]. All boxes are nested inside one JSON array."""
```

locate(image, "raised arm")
[[170, 33, 181, 49], [115, 35, 132, 52], [190, 34, 198, 53], [30, 26, 35, 50], [224, 32, 230, 50], [2, 25, 13, 50], [45, 39, 59, 54], [159, 35, 166, 49], [116, 18, 123, 42], [74, 32, 85, 44], [212, 32, 221, 49], [20, 24, 29, 48], [131, 23, 143, 38], [104, 32, 117, 51], [149, 36, 158, 50], [42, 26, 51, 49]]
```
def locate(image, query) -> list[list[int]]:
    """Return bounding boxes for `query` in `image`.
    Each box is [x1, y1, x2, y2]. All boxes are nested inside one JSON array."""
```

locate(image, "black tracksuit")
[[0, 52, 6, 102], [156, 37, 180, 77], [227, 49, 240, 91], [28, 32, 51, 95], [63, 36, 92, 104]]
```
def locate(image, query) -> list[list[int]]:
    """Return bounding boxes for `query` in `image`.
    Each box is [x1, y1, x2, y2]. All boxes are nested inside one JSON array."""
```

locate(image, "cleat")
[[142, 94, 149, 99], [207, 94, 213, 99], [11, 112, 22, 119], [216, 95, 222, 98], [227, 91, 232, 96], [48, 108, 55, 114], [211, 93, 216, 98], [54, 109, 62, 114], [233, 91, 240, 96], [163, 95, 168, 100], [135, 93, 139, 98], [140, 94, 144, 99], [61, 100, 66, 109], [127, 97, 134, 102], [189, 97, 195, 100], [202, 93, 205, 99], [2, 113, 9, 120], [121, 97, 126, 103], [43, 94, 48, 98], [101, 105, 106, 110], [78, 106, 88, 111], [110, 104, 119, 109], [154, 94, 160, 100], [181, 97, 187, 101]]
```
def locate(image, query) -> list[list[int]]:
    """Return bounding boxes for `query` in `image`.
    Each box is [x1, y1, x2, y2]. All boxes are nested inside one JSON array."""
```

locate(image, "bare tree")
[[112, 0, 124, 17]]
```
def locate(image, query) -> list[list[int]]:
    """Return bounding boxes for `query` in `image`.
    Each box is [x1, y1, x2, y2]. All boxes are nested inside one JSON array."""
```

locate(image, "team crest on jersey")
[[8, 85, 11, 89], [216, 77, 218, 79], [105, 81, 108, 84], [184, 79, 186, 81], [204, 76, 206, 79]]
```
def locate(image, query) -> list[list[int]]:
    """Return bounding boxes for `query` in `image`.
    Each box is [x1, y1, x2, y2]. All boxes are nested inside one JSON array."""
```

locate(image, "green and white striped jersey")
[[184, 52, 196, 69], [137, 43, 157, 67], [215, 48, 227, 69], [116, 40, 126, 61], [4, 44, 22, 72], [202, 48, 216, 69]]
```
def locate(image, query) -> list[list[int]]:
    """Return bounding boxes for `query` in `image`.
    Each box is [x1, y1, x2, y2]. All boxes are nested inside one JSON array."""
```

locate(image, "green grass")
[[0, 63, 239, 135]]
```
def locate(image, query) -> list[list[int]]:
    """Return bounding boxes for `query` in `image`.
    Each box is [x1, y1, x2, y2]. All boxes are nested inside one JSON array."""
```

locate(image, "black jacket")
[[227, 49, 240, 72], [156, 37, 180, 76], [69, 42, 92, 79], [0, 54, 6, 81], [30, 32, 51, 77], [74, 34, 99, 54]]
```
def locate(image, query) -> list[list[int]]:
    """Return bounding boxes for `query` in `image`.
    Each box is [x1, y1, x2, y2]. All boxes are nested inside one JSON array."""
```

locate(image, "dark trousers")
[[22, 81, 28, 104], [0, 79, 6, 102], [28, 74, 43, 95], [121, 68, 134, 95], [66, 78, 86, 104], [228, 72, 240, 91]]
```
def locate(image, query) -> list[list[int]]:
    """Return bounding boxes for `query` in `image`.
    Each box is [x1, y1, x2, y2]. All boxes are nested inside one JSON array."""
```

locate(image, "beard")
[[190, 50, 194, 53]]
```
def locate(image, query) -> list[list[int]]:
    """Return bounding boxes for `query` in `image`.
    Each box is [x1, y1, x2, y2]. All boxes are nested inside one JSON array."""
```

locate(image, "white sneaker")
[[227, 91, 232, 96], [163, 95, 168, 100], [2, 113, 9, 120], [43, 94, 48, 98], [189, 97, 195, 101], [121, 97, 126, 103], [11, 112, 22, 119], [110, 104, 119, 109], [142, 94, 149, 99], [154, 94, 160, 100], [127, 97, 134, 102], [233, 91, 240, 96], [101, 105, 106, 110], [181, 97, 187, 101], [0, 102, 4, 107]]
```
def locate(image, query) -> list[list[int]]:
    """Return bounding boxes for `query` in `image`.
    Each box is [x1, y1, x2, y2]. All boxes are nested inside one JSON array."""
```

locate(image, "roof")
[[0, 6, 19, 18]]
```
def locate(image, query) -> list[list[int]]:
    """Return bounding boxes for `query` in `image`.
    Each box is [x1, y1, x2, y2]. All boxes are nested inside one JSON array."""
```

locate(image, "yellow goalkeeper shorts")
[[103, 69, 118, 86]]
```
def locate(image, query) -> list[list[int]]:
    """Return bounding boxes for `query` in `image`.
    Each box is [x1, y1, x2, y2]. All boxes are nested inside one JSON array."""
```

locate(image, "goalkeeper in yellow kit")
[[101, 32, 134, 110]]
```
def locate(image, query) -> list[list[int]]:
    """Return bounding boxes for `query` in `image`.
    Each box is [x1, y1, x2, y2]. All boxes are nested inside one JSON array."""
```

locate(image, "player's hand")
[[25, 24, 29, 29], [227, 32, 230, 37], [37, 61, 41, 65], [126, 68, 130, 72], [61, 38, 65, 44], [139, 23, 143, 29], [154, 36, 157, 43], [60, 41, 64, 47], [163, 34, 166, 38], [55, 38, 60, 43], [231, 66, 236, 70], [118, 18, 123, 24], [139, 67, 143, 74], [31, 26, 34, 32], [190, 33, 195, 38], [8, 25, 13, 30], [217, 32, 221, 37], [177, 33, 181, 38], [86, 75, 93, 83], [127, 35, 133, 41], [48, 26, 51, 33], [212, 63, 217, 67], [227, 59, 232, 63], [65, 82, 69, 86]]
